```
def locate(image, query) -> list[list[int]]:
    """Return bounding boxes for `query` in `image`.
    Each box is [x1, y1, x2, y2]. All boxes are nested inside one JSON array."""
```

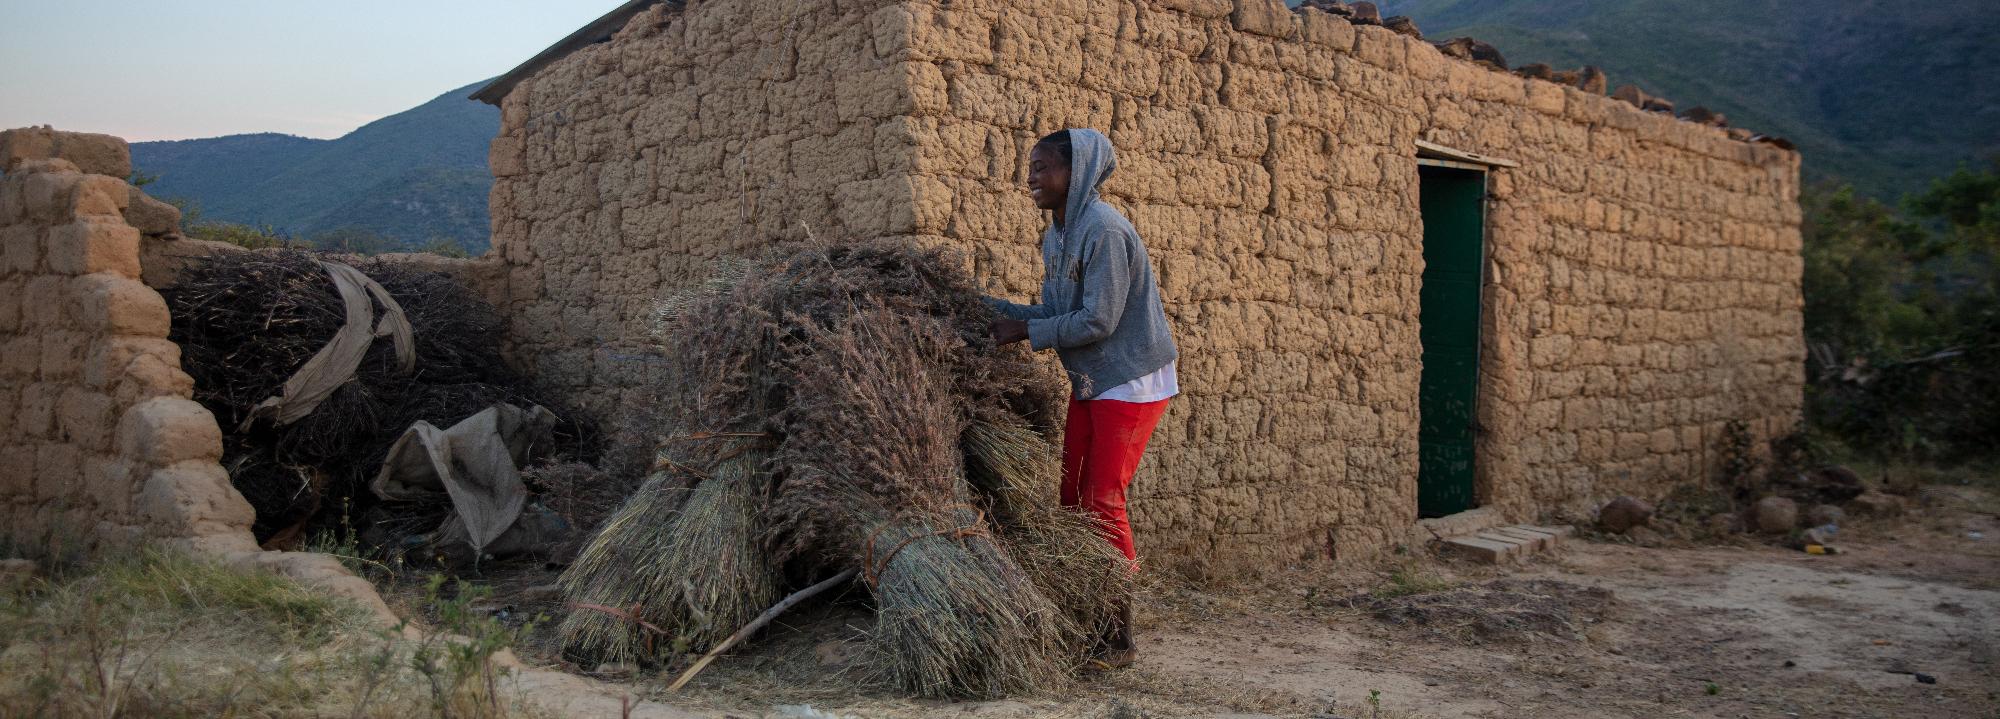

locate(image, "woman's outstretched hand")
[[990, 318, 1029, 346]]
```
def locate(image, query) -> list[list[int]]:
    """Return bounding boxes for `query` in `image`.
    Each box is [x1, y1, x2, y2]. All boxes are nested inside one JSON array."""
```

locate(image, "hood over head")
[[1061, 128, 1116, 230]]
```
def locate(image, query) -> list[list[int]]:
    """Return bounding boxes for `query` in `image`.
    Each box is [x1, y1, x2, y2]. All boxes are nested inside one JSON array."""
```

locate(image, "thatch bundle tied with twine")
[[556, 239, 1131, 698]]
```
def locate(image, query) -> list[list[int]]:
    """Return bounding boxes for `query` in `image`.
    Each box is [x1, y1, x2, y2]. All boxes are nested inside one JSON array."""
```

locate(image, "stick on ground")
[[666, 568, 860, 693]]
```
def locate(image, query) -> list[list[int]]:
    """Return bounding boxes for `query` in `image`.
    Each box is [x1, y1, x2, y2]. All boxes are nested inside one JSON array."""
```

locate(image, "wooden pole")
[[665, 568, 859, 693]]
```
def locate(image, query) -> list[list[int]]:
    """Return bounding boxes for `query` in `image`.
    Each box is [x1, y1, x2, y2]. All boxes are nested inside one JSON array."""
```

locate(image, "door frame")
[[1412, 141, 1515, 519]]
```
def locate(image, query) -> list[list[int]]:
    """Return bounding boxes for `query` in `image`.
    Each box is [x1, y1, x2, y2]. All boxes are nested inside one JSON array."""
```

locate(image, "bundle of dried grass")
[[773, 311, 1070, 696], [861, 502, 1068, 696], [561, 238, 1116, 697], [555, 450, 778, 666], [963, 420, 1134, 652]]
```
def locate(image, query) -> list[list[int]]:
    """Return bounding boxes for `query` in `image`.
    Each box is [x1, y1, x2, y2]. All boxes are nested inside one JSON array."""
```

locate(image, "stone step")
[[1437, 523, 1572, 564]]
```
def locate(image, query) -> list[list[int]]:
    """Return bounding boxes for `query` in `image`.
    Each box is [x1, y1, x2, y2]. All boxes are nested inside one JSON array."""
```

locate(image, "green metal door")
[[1417, 166, 1485, 518]]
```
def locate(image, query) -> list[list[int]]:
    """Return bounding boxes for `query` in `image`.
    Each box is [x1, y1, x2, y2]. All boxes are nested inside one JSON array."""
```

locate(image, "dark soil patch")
[[1345, 578, 1617, 644]]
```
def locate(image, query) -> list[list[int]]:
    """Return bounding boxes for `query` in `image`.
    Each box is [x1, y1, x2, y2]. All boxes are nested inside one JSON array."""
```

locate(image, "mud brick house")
[[469, 0, 1805, 571]]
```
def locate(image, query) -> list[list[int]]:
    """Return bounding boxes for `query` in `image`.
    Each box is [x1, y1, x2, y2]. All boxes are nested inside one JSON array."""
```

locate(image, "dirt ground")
[[410, 484, 1999, 719]]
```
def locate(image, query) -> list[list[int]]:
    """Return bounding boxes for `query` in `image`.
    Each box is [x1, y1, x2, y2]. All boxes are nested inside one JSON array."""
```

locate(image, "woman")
[[987, 128, 1178, 669]]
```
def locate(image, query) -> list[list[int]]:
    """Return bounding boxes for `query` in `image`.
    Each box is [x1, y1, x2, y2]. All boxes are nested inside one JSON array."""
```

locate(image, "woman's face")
[[1027, 144, 1070, 211]]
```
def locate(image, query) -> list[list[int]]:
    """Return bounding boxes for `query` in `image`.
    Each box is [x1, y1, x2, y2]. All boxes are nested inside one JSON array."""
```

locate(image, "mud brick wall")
[[0, 128, 258, 557], [485, 0, 931, 422], [488, 0, 1803, 571], [880, 0, 1801, 569]]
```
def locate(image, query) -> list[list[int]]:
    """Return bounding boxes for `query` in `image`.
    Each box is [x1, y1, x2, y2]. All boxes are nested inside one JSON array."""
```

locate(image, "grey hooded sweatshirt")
[[986, 129, 1178, 400]]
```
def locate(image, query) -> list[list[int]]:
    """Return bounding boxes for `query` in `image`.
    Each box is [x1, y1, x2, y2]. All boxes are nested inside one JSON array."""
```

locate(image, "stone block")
[[115, 396, 223, 468], [0, 336, 39, 379], [834, 177, 918, 237], [834, 62, 946, 122], [21, 166, 80, 223], [135, 459, 255, 539], [1352, 24, 1405, 70], [0, 127, 58, 173], [1490, 526, 1560, 551], [1159, 0, 1233, 18], [901, 2, 994, 64], [0, 224, 40, 275], [38, 330, 88, 380], [0, 278, 17, 332], [1232, 0, 1298, 38], [1298, 7, 1356, 50], [0, 442, 36, 493], [45, 221, 142, 278], [123, 187, 181, 235], [80, 453, 137, 516], [66, 273, 168, 336], [34, 442, 83, 502], [488, 134, 526, 178], [1404, 35, 1445, 80], [0, 174, 22, 225], [67, 175, 129, 219], [55, 386, 115, 451], [1472, 530, 1531, 552], [0, 128, 131, 178], [17, 381, 58, 439], [1439, 535, 1515, 563], [1219, 63, 1294, 115], [83, 336, 181, 390]]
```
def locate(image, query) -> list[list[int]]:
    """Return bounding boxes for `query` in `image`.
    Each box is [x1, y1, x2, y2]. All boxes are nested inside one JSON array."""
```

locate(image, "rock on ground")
[[1598, 495, 1655, 533], [1754, 496, 1799, 534], [0, 558, 39, 591], [1846, 491, 1906, 518]]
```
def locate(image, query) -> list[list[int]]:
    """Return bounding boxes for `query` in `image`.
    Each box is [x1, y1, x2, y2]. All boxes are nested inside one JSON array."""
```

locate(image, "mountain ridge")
[[1372, 0, 2000, 198], [133, 3, 1998, 249], [132, 79, 498, 251]]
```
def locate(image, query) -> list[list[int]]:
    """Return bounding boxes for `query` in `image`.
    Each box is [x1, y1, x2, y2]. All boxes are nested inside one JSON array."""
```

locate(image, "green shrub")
[[1803, 161, 2000, 463]]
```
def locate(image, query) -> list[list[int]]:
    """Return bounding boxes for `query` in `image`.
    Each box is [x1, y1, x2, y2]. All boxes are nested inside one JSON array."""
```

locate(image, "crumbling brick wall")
[[0, 128, 258, 557], [488, 0, 1804, 571]]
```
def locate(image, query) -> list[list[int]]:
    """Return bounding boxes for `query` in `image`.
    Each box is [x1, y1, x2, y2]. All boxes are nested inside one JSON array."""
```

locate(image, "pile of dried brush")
[[556, 239, 1130, 698], [163, 249, 584, 544]]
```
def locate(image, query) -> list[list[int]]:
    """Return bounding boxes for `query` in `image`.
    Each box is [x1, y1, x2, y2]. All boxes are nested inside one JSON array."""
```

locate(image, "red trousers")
[[1061, 397, 1170, 563]]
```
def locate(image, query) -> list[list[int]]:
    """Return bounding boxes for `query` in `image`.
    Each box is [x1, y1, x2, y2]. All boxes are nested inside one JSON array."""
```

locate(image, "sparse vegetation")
[[1371, 564, 1458, 599], [0, 550, 542, 718]]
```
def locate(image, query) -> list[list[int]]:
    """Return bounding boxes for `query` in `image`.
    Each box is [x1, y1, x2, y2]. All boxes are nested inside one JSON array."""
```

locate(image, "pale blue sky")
[[0, 1, 617, 141]]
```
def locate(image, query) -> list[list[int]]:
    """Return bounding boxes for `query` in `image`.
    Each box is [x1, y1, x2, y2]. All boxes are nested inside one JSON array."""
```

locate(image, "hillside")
[[130, 1, 1997, 247], [1370, 0, 2000, 199], [133, 79, 497, 251]]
